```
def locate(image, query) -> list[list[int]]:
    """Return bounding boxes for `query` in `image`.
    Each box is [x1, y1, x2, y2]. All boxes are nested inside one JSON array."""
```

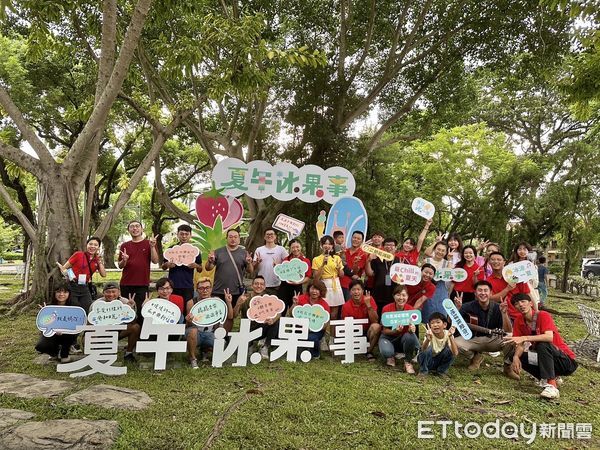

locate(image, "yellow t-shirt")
[[312, 254, 343, 279], [431, 330, 450, 355]]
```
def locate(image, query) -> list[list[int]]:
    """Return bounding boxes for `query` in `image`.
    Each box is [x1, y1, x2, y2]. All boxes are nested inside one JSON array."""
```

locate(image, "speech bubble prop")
[[442, 298, 472, 340], [389, 263, 422, 285], [247, 295, 285, 323], [324, 196, 368, 248], [433, 268, 468, 282], [274, 259, 309, 283], [164, 243, 200, 266], [361, 243, 394, 262], [411, 197, 435, 220], [292, 304, 330, 332], [36, 305, 87, 337], [190, 297, 228, 327], [212, 158, 355, 204], [502, 261, 536, 284], [381, 310, 422, 328], [273, 213, 305, 239], [141, 298, 182, 324], [88, 301, 135, 326]]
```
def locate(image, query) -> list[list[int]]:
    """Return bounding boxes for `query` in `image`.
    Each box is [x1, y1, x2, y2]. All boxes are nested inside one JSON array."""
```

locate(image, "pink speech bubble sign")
[[247, 295, 286, 323], [164, 243, 200, 266], [389, 263, 422, 286]]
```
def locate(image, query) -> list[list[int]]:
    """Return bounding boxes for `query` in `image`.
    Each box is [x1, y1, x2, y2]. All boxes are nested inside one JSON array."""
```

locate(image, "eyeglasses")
[[197, 286, 211, 291], [157, 286, 173, 291]]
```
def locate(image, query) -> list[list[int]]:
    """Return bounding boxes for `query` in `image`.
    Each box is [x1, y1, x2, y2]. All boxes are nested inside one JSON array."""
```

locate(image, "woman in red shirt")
[[59, 236, 106, 312], [451, 245, 483, 304], [277, 239, 312, 313], [290, 280, 331, 358], [395, 219, 432, 265]]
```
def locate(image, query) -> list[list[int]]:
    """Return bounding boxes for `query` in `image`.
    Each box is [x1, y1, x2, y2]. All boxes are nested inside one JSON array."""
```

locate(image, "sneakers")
[[540, 384, 560, 399], [538, 377, 563, 387], [60, 356, 71, 363], [468, 352, 484, 370], [386, 357, 396, 367], [70, 345, 82, 354], [259, 345, 269, 360], [124, 352, 137, 363], [190, 359, 199, 369], [394, 353, 405, 360], [404, 362, 416, 374], [503, 364, 521, 381]]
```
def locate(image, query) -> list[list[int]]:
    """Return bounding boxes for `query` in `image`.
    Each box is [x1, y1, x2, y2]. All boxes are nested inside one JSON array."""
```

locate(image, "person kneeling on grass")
[[503, 293, 577, 400], [378, 285, 419, 373], [185, 278, 234, 369], [417, 312, 458, 378], [93, 282, 141, 363], [35, 282, 79, 363], [340, 280, 381, 361], [289, 280, 331, 358]]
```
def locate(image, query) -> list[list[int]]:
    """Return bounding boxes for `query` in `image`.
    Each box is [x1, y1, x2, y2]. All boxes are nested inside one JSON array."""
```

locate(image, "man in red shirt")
[[341, 280, 381, 360], [485, 252, 530, 320], [340, 231, 368, 300], [503, 293, 577, 400], [118, 221, 159, 322]]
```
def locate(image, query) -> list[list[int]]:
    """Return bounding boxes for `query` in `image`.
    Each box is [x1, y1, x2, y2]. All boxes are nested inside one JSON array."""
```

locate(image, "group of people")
[[39, 217, 574, 400]]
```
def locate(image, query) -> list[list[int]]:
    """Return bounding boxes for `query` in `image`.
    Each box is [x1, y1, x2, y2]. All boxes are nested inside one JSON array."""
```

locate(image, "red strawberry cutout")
[[195, 183, 230, 228]]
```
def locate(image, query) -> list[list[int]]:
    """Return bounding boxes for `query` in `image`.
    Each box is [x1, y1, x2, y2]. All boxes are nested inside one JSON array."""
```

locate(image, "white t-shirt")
[[254, 245, 289, 287]]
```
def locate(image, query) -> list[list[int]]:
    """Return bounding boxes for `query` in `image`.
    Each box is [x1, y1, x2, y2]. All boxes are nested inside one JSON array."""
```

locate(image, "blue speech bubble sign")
[[442, 298, 472, 340], [381, 309, 422, 328], [190, 297, 228, 327], [36, 305, 87, 337], [292, 304, 330, 331]]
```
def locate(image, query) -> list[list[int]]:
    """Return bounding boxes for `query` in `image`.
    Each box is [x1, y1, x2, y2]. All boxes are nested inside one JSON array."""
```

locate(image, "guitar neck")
[[466, 323, 506, 336]]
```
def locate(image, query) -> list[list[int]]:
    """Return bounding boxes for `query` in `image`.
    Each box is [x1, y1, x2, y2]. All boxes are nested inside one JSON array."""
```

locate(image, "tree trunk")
[[102, 234, 117, 269], [11, 176, 80, 312]]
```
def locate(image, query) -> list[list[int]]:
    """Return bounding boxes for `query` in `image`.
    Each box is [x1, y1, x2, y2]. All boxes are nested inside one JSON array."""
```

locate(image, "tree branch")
[[0, 142, 42, 178], [0, 86, 54, 168], [0, 181, 37, 244], [64, 0, 154, 186]]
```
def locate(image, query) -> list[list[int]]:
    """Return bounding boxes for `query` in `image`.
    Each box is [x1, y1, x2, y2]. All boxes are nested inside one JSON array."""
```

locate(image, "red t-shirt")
[[119, 240, 152, 286], [486, 273, 530, 320], [381, 302, 412, 335], [406, 281, 436, 308], [284, 255, 312, 279], [297, 294, 331, 313], [394, 248, 419, 266], [166, 294, 185, 315], [68, 251, 99, 283], [340, 247, 368, 289], [341, 296, 378, 329], [512, 311, 575, 360], [453, 262, 484, 293]]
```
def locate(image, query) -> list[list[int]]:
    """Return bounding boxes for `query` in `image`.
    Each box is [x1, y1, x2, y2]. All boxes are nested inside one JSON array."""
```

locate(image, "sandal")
[[366, 352, 375, 361]]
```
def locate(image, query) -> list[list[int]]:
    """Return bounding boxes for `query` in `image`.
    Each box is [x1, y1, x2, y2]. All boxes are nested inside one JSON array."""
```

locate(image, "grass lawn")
[[0, 274, 599, 449]]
